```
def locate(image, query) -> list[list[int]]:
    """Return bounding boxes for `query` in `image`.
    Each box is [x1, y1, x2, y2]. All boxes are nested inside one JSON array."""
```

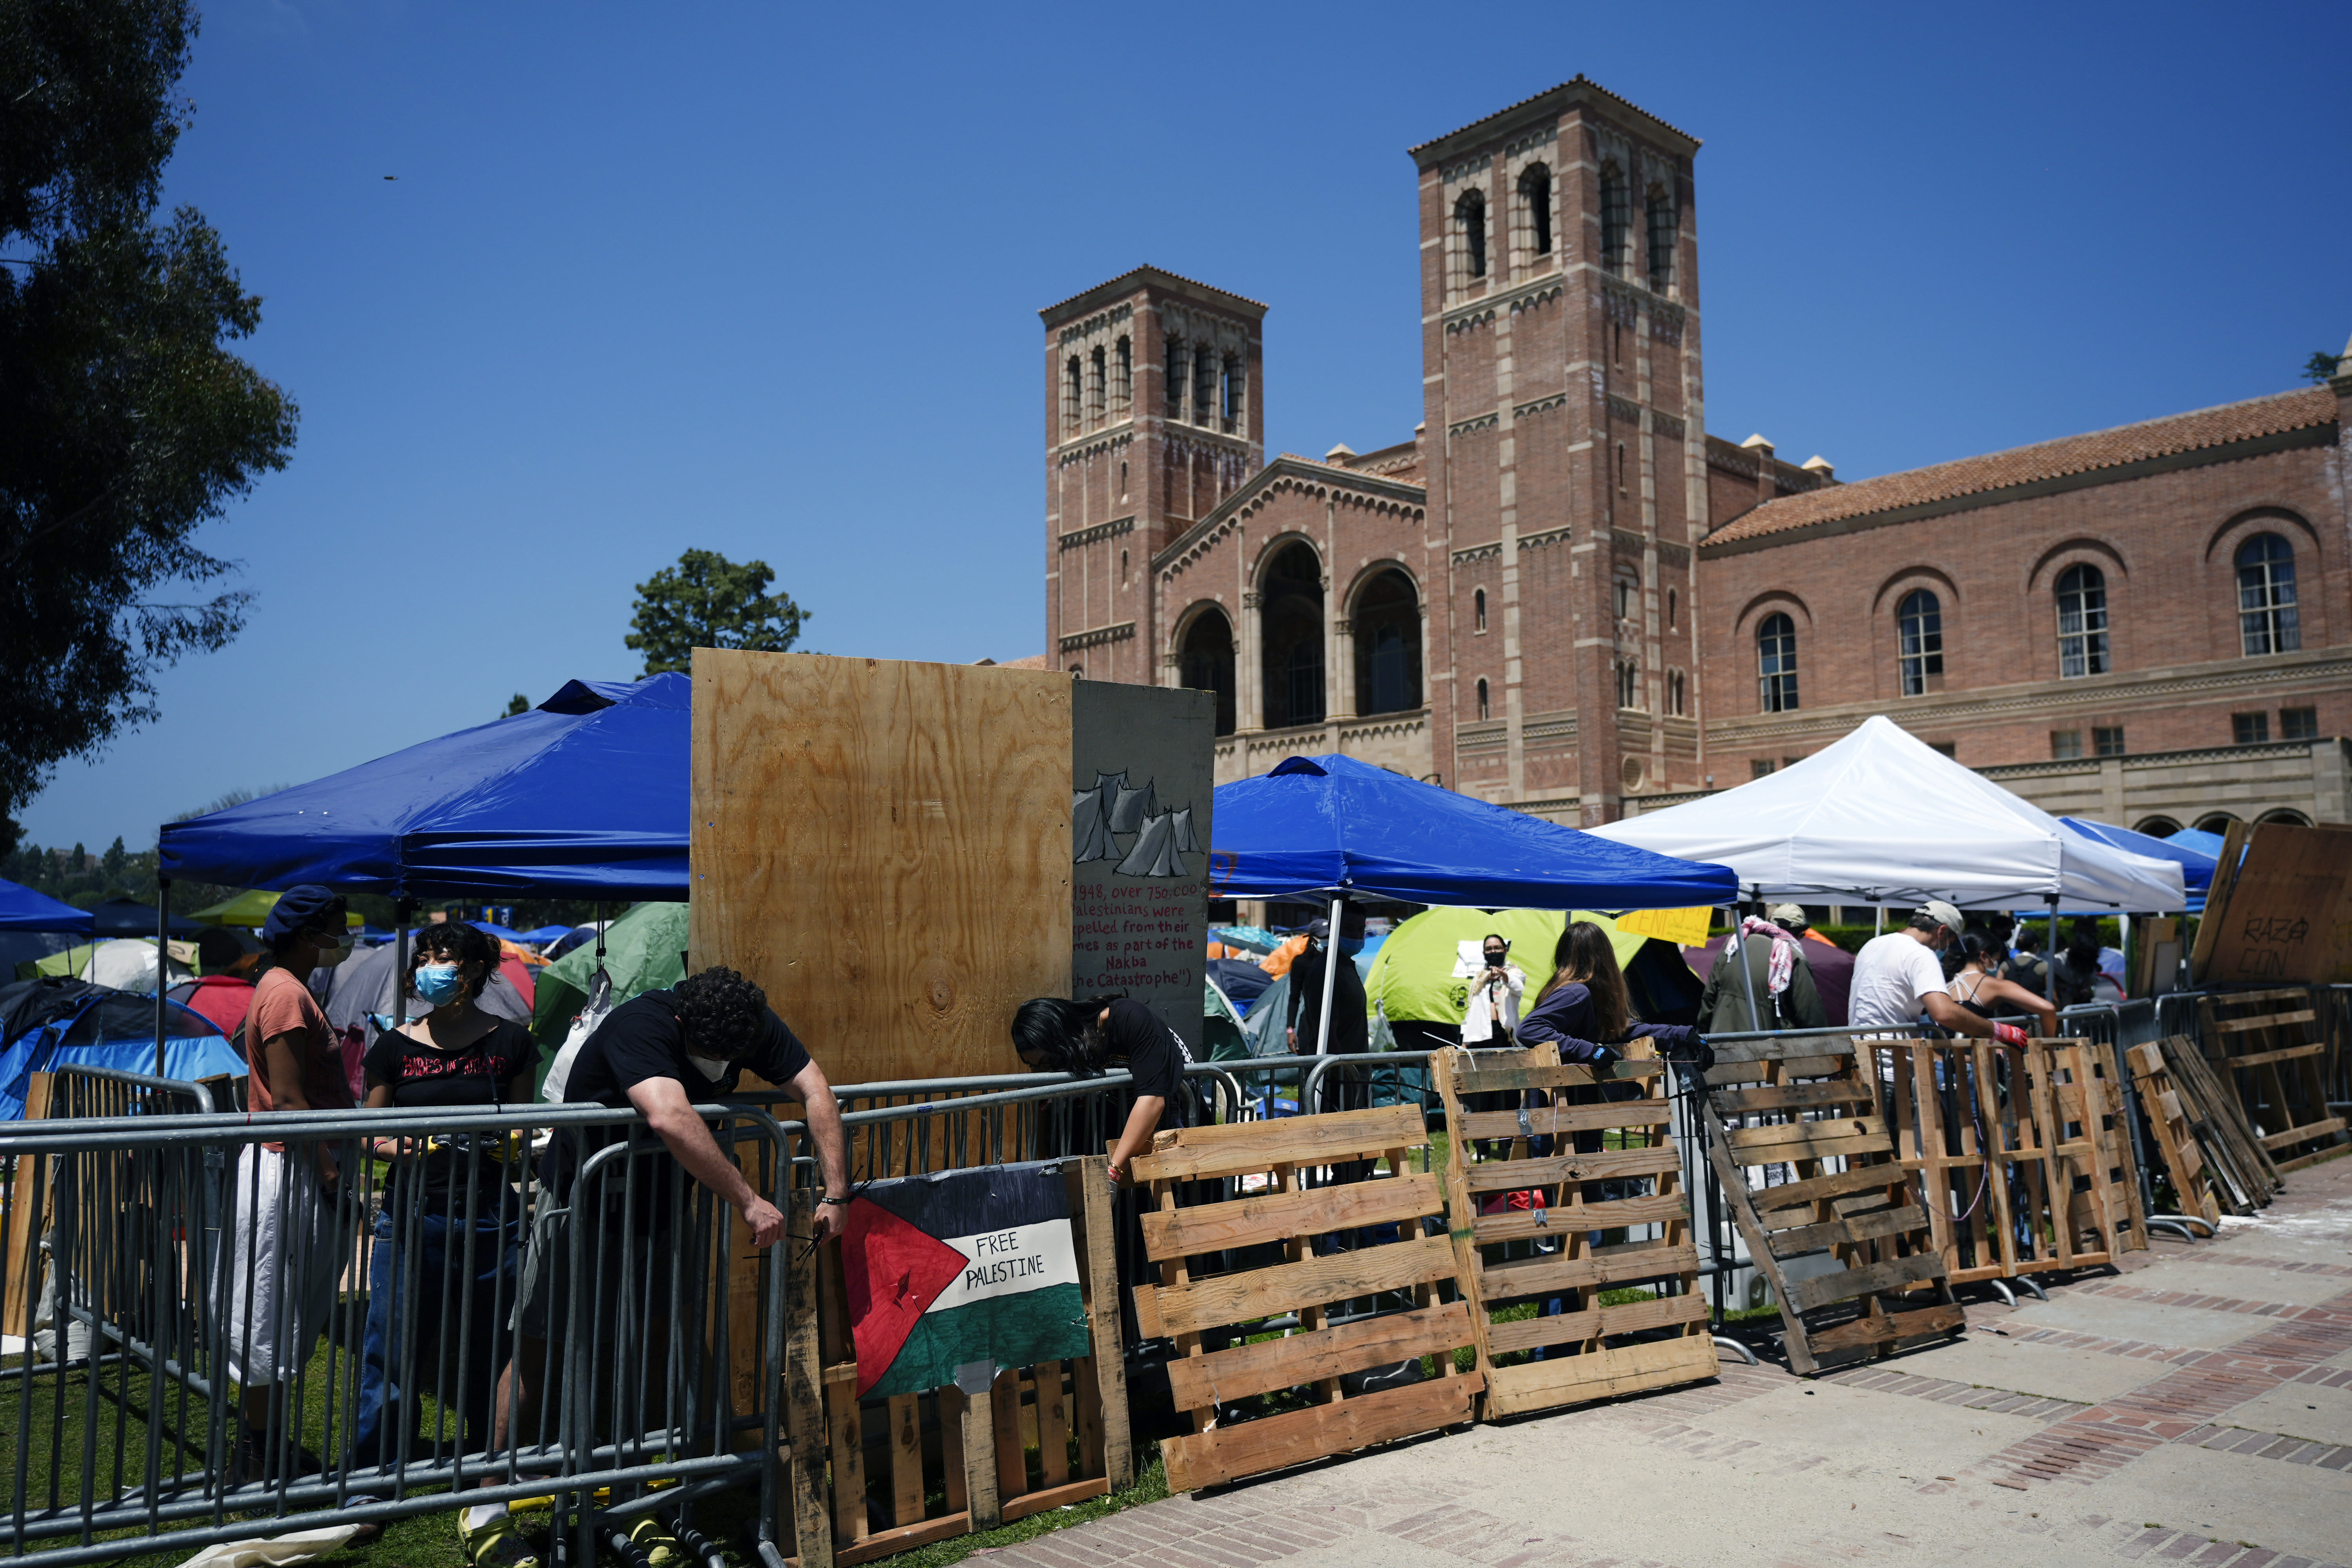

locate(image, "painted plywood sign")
[[1070, 682, 1216, 1057]]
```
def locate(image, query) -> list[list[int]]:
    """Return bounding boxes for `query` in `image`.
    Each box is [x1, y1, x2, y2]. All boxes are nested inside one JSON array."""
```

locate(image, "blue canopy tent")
[[2016, 818, 2224, 917], [159, 675, 688, 898], [1210, 755, 1737, 1052], [0, 881, 94, 936]]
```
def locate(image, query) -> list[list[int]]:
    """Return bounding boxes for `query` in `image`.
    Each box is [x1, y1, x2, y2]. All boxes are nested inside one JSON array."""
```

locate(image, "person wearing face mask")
[[218, 885, 359, 1482], [349, 923, 538, 1555], [1459, 933, 1525, 1046]]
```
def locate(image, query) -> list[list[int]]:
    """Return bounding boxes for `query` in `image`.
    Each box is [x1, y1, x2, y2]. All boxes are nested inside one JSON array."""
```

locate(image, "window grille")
[[2282, 706, 2319, 741], [2055, 564, 2109, 677], [2094, 726, 2126, 757], [1896, 589, 1944, 695], [1645, 185, 1674, 292], [1757, 613, 1798, 712], [2234, 712, 2269, 744], [1519, 164, 1552, 256], [1599, 163, 1628, 272], [2050, 730, 2083, 760], [2236, 533, 2301, 655]]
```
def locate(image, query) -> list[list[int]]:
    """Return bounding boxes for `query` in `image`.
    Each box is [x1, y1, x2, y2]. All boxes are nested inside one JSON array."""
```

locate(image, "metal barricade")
[[0, 1100, 794, 1568], [47, 1067, 216, 1121]]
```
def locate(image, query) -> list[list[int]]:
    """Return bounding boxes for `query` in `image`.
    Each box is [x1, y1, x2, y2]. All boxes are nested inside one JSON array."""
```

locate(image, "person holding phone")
[[1460, 933, 1524, 1045]]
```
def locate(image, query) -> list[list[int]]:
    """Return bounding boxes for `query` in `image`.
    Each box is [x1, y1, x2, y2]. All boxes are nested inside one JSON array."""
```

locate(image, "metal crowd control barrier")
[[0, 1100, 793, 1568]]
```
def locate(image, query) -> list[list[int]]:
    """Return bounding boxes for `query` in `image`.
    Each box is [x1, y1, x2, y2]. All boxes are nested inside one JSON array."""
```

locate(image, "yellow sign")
[[1613, 906, 1713, 947]]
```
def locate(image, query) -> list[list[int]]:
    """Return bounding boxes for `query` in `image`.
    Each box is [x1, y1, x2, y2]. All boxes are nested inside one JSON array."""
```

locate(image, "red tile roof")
[[1705, 387, 2337, 546]]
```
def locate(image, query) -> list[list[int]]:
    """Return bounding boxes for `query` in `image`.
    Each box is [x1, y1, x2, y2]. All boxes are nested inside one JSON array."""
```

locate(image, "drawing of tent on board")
[[1073, 789, 1117, 862], [1168, 806, 1201, 855], [1116, 811, 1188, 878], [1108, 780, 1158, 834]]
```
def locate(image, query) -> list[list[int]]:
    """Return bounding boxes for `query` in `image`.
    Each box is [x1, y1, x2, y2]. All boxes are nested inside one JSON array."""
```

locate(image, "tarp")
[[529, 901, 689, 1046], [158, 675, 690, 899], [0, 979, 243, 1120], [0, 880, 93, 936], [186, 889, 364, 929], [1590, 717, 2188, 911], [2059, 818, 2221, 911], [1209, 755, 1737, 909]]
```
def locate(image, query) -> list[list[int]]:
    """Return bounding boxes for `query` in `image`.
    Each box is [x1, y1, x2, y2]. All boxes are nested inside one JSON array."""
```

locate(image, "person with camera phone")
[[1460, 932, 1525, 1046]]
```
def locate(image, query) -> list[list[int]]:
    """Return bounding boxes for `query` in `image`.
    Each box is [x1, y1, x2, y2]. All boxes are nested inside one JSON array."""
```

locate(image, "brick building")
[[1040, 78, 2352, 836]]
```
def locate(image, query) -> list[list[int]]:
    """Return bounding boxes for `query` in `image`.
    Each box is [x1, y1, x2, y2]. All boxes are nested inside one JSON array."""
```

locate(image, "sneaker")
[[627, 1516, 686, 1568], [457, 1508, 542, 1568]]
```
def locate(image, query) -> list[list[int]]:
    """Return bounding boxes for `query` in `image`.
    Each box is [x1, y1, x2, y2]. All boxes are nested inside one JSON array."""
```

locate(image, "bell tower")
[[1410, 78, 1703, 823], [1040, 268, 1265, 687]]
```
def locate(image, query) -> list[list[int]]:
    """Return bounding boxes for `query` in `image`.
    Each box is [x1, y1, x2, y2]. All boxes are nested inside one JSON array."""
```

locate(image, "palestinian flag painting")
[[843, 1163, 1093, 1400]]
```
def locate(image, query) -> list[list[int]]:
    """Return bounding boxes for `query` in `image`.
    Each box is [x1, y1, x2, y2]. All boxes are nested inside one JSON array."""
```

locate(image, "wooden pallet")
[[1884, 1038, 2146, 1283], [1432, 1043, 1714, 1419], [1699, 1035, 1962, 1376], [784, 1157, 1131, 1568], [1131, 1105, 1479, 1492], [2197, 990, 2350, 1172], [2155, 1034, 2282, 1212], [2125, 1040, 2225, 1225]]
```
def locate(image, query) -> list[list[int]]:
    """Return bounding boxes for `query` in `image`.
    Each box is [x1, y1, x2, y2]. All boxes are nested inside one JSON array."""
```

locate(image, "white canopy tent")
[[1591, 716, 2188, 912]]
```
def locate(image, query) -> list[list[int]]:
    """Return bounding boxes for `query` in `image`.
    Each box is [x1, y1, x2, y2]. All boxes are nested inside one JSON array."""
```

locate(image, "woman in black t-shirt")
[[350, 923, 539, 1566], [1011, 996, 1195, 1192]]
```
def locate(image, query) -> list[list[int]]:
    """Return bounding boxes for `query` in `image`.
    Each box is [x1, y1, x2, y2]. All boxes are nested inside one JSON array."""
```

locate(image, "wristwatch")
[[817, 1195, 852, 1207]]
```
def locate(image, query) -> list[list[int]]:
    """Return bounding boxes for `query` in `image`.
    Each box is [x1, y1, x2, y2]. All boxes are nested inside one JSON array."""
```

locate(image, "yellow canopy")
[[185, 889, 360, 928]]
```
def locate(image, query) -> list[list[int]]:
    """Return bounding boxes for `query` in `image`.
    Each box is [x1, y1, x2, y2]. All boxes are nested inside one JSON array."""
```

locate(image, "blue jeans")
[[349, 1201, 523, 1467]]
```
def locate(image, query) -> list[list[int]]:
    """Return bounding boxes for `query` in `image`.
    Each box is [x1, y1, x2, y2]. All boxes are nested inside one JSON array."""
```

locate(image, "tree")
[[2304, 350, 2344, 385], [503, 692, 530, 718], [624, 549, 809, 676], [0, 1, 299, 854]]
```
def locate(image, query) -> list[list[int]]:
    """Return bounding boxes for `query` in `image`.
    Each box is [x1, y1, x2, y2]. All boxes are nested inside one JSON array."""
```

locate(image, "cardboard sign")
[[2194, 822, 2352, 985], [1614, 906, 1713, 947]]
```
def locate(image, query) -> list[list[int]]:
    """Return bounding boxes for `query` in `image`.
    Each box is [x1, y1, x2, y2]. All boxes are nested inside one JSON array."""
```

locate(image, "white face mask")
[[688, 1054, 730, 1082]]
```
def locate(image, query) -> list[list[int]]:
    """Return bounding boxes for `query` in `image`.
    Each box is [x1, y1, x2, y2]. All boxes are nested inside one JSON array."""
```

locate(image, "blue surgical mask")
[[1338, 936, 1365, 956], [414, 964, 465, 1005]]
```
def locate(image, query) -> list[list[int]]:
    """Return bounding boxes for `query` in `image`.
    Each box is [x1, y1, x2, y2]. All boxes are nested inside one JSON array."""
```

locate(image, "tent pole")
[[156, 877, 170, 1078], [1730, 902, 1765, 1032], [1315, 894, 1344, 1057], [2046, 895, 2060, 983]]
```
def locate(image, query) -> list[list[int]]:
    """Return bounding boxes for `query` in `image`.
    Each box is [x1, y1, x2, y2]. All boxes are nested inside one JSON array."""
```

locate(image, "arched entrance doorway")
[[1350, 568, 1422, 715], [1260, 543, 1325, 730], [1177, 606, 1236, 736]]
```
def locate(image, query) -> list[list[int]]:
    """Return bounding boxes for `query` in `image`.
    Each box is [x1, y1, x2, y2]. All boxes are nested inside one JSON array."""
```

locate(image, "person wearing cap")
[[220, 885, 360, 1482], [1848, 900, 2031, 1048], [1697, 904, 1826, 1034]]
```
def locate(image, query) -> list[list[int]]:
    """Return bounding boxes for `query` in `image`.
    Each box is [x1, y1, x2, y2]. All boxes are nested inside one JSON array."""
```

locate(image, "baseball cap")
[[1767, 903, 1808, 926], [1920, 899, 1965, 938]]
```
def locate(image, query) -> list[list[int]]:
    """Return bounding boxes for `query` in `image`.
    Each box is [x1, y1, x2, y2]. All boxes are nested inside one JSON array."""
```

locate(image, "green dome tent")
[[529, 902, 690, 1075]]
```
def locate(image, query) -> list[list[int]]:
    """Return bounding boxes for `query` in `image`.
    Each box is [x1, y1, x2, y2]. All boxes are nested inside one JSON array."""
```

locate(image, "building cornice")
[[1152, 455, 1427, 575], [1409, 76, 1701, 169], [1039, 266, 1267, 327], [1059, 515, 1134, 552], [1057, 622, 1134, 654]]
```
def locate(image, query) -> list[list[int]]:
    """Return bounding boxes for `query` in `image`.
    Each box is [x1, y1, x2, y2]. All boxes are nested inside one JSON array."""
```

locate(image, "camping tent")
[[158, 675, 689, 898], [528, 901, 689, 1047], [0, 980, 243, 1120], [1210, 755, 1737, 908], [1365, 907, 1703, 1029], [1590, 717, 2187, 912], [0, 881, 93, 936]]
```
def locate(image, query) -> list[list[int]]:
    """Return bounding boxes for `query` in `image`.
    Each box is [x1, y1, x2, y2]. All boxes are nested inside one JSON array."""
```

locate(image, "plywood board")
[[1071, 681, 1216, 1058], [2195, 822, 2352, 986], [691, 651, 1073, 1086]]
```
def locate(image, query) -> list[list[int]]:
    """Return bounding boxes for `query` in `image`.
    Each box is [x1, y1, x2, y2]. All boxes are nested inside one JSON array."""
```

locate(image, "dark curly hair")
[[675, 967, 769, 1060], [410, 921, 499, 999]]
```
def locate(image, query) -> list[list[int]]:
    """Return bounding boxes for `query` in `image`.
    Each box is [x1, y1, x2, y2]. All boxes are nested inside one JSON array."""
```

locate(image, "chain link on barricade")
[[0, 1100, 794, 1568]]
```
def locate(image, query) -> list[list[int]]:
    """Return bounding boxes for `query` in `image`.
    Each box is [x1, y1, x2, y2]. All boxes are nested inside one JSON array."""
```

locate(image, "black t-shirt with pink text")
[[362, 1019, 537, 1203]]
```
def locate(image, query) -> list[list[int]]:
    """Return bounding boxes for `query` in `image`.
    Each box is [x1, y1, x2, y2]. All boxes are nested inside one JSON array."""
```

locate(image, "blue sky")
[[22, 0, 2348, 851]]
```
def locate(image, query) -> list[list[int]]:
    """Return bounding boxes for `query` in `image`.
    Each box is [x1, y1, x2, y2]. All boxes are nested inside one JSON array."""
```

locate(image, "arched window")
[[1616, 657, 1641, 710], [1063, 356, 1082, 437], [2236, 533, 2301, 655], [1455, 189, 1487, 281], [2133, 816, 2182, 839], [1194, 347, 1217, 428], [1667, 669, 1686, 716], [1615, 443, 1627, 493], [1757, 613, 1798, 712], [1645, 184, 1675, 293], [1112, 336, 1132, 418], [1259, 542, 1325, 730], [1896, 589, 1944, 695], [2056, 564, 2109, 677], [1163, 339, 1185, 421], [1599, 163, 1629, 273], [1220, 355, 1241, 432], [2194, 812, 2239, 836], [1177, 607, 1236, 736], [1667, 588, 1678, 630], [1475, 678, 1490, 720], [1518, 164, 1552, 256], [1473, 588, 1487, 632], [1613, 566, 1639, 621], [1119, 548, 1128, 584], [1088, 345, 1106, 427], [1352, 569, 1423, 716], [2259, 807, 2313, 826]]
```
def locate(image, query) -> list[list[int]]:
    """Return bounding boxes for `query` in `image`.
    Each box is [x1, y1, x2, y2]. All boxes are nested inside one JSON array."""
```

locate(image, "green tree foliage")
[[0, 0, 299, 857], [624, 549, 809, 676], [503, 692, 530, 718], [2304, 350, 2344, 384]]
